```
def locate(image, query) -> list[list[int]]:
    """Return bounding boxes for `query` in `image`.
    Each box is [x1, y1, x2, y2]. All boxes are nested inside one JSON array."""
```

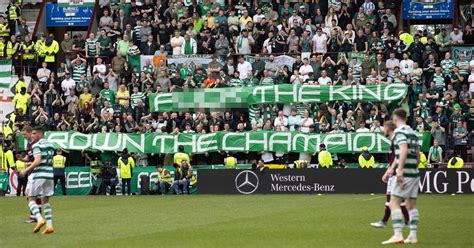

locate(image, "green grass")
[[1, 195, 472, 247]]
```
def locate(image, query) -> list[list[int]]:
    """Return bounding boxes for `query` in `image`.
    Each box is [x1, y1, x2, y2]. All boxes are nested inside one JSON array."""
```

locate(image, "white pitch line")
[[362, 196, 386, 201]]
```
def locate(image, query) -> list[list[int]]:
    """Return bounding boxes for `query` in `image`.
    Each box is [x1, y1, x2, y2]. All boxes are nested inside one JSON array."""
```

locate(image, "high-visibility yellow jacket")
[[6, 41, 19, 58], [0, 40, 5, 56], [22, 41, 35, 60], [318, 150, 333, 168], [118, 156, 135, 179], [447, 157, 464, 169], [159, 168, 173, 184], [224, 156, 237, 168], [44, 40, 59, 62], [35, 39, 46, 58], [0, 23, 9, 37], [173, 152, 190, 165], [0, 149, 14, 171], [53, 155, 66, 168], [418, 152, 427, 168], [358, 153, 375, 168]]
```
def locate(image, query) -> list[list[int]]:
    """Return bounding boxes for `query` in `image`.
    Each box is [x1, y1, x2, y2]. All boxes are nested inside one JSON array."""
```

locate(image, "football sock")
[[401, 204, 409, 224], [44, 203, 53, 228], [391, 209, 403, 237], [408, 209, 419, 237], [28, 201, 43, 222]]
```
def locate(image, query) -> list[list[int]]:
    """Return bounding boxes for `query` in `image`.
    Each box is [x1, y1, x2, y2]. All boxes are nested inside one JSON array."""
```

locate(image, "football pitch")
[[1, 195, 472, 247]]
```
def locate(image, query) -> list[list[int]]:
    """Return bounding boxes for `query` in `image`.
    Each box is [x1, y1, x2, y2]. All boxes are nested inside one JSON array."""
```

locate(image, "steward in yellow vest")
[[118, 150, 135, 195], [35, 35, 46, 62], [318, 144, 333, 168], [447, 156, 464, 169], [0, 146, 15, 172], [6, 3, 20, 22], [293, 160, 309, 168], [173, 145, 190, 166], [0, 38, 5, 57], [6, 35, 20, 59], [44, 36, 59, 63], [156, 166, 173, 194], [14, 152, 29, 196], [0, 17, 10, 38], [418, 149, 427, 169], [358, 146, 375, 168], [224, 153, 237, 168], [53, 150, 67, 195], [22, 38, 35, 60]]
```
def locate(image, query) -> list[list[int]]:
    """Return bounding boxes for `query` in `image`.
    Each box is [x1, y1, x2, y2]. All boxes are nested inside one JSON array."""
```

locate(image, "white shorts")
[[28, 178, 54, 197], [25, 174, 33, 196], [386, 175, 396, 194], [392, 177, 420, 200]]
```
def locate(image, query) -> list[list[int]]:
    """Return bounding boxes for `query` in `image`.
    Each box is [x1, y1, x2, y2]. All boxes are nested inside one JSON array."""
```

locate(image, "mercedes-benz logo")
[[235, 170, 259, 194]]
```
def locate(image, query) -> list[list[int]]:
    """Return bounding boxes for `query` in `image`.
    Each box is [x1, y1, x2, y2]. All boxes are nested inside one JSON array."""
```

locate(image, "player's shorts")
[[392, 177, 420, 200], [28, 178, 54, 197], [25, 174, 33, 196], [386, 175, 396, 194]]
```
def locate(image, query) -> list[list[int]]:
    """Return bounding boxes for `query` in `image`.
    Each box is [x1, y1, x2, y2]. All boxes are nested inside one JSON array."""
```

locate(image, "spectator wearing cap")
[[61, 72, 76, 97]]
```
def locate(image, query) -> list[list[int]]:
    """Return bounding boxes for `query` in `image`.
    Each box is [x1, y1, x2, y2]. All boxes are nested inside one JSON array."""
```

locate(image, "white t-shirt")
[[312, 34, 327, 53], [356, 127, 370, 133], [237, 61, 252, 79], [300, 117, 314, 133], [469, 73, 474, 93], [61, 78, 76, 96], [93, 64, 107, 80], [170, 36, 185, 55], [386, 58, 400, 76], [400, 59, 414, 75], [318, 76, 332, 85]]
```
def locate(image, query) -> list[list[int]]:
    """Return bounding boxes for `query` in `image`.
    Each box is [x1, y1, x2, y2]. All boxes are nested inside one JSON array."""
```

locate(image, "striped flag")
[[0, 60, 12, 90]]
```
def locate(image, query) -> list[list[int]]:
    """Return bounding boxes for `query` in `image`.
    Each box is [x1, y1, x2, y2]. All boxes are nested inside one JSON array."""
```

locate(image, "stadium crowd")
[[0, 0, 473, 169]]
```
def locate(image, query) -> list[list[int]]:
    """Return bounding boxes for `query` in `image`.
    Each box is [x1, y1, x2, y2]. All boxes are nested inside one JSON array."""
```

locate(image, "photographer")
[[98, 162, 118, 195]]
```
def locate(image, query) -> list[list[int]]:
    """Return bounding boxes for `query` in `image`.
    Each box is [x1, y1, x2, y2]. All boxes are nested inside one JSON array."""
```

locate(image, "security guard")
[[6, 1, 21, 36], [156, 166, 173, 195], [0, 17, 10, 38], [14, 153, 27, 196], [447, 155, 464, 169], [118, 149, 135, 195], [6, 35, 19, 59], [418, 146, 428, 169], [53, 150, 67, 195], [0, 38, 5, 57], [358, 146, 375, 168], [44, 34, 60, 72], [224, 153, 237, 168], [35, 34, 46, 64], [293, 160, 309, 168], [21, 35, 35, 76], [318, 144, 333, 168], [173, 145, 190, 166]]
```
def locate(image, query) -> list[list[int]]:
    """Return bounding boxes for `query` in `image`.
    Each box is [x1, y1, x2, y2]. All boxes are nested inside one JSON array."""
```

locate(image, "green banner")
[[148, 84, 408, 112], [55, 166, 196, 195], [19, 131, 431, 154], [451, 45, 474, 62], [0, 173, 8, 191]]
